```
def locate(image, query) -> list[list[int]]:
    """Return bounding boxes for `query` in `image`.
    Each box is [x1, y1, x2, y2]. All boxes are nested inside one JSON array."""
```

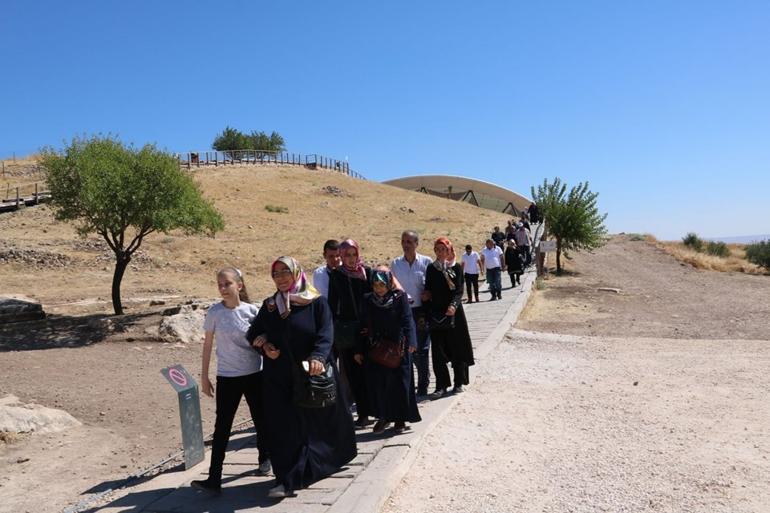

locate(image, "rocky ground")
[[384, 236, 770, 513]]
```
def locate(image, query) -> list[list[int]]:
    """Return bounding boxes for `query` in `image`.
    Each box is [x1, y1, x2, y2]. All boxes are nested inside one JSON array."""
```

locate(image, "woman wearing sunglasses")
[[246, 256, 356, 499]]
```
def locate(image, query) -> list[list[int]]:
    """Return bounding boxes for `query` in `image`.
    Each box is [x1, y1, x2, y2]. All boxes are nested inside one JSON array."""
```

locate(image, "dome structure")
[[383, 175, 532, 215]]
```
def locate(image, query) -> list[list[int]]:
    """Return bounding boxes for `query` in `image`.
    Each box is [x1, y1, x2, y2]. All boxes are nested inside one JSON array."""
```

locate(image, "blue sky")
[[2, 1, 768, 240]]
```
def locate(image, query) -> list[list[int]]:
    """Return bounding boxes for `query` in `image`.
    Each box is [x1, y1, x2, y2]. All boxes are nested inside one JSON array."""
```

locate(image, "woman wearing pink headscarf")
[[246, 256, 356, 498], [423, 237, 475, 399], [327, 239, 373, 427]]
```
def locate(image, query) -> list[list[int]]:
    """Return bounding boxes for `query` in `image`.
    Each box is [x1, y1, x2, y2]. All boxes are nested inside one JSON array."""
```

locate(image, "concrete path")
[[85, 270, 537, 513]]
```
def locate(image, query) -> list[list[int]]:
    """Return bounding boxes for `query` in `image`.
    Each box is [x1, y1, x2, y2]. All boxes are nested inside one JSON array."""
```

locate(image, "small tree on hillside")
[[531, 178, 608, 274], [745, 240, 770, 270], [249, 131, 285, 154], [212, 126, 251, 158], [41, 136, 224, 315], [212, 127, 286, 158]]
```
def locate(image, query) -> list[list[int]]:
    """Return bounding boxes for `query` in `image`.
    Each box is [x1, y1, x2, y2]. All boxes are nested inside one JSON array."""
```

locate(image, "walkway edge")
[[327, 270, 537, 513]]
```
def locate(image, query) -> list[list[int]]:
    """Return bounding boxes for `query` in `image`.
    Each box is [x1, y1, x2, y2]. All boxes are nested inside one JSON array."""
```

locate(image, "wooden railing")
[[177, 150, 367, 180]]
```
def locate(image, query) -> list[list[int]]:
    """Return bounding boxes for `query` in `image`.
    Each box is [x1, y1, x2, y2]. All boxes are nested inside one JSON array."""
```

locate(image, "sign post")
[[161, 364, 204, 469], [538, 240, 557, 277]]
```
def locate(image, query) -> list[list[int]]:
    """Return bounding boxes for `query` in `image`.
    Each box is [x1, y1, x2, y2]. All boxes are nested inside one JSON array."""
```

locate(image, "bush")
[[745, 240, 770, 269], [682, 232, 703, 251], [705, 241, 730, 258], [265, 204, 288, 214]]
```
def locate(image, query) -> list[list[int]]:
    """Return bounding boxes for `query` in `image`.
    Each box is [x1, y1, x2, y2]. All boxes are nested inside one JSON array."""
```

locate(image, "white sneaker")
[[268, 483, 287, 498]]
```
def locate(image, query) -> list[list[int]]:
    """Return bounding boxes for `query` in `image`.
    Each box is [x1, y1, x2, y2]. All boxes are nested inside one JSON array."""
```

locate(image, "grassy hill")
[[0, 164, 511, 314]]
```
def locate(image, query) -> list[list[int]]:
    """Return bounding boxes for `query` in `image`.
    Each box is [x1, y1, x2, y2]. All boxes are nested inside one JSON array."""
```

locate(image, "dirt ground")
[[518, 235, 770, 340], [0, 164, 512, 513], [384, 236, 770, 513]]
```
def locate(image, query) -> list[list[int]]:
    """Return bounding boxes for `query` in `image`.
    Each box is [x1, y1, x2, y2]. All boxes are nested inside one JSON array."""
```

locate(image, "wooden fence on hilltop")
[[177, 150, 367, 180]]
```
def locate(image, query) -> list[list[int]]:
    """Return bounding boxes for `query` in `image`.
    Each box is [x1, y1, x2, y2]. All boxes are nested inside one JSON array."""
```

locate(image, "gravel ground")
[[384, 330, 770, 513], [384, 237, 770, 513]]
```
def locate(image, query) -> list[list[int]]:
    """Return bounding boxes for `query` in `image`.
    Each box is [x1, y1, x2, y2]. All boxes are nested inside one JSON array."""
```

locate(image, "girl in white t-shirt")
[[191, 267, 269, 496]]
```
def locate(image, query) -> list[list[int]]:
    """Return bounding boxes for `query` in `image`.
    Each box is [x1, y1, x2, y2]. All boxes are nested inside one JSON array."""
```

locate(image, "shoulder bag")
[[282, 314, 337, 408]]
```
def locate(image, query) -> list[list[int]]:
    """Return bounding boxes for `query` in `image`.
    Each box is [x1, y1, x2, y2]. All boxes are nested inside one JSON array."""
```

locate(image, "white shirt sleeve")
[[313, 266, 330, 298]]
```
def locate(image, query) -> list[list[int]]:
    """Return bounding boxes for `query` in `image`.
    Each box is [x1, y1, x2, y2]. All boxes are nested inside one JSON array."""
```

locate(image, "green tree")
[[212, 126, 251, 158], [531, 178, 608, 274], [745, 240, 770, 270], [248, 130, 285, 153], [212, 127, 286, 158], [40, 136, 224, 315]]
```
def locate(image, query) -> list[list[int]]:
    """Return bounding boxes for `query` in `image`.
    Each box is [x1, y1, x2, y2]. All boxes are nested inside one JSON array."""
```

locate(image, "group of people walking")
[[463, 213, 536, 302], [191, 219, 535, 500]]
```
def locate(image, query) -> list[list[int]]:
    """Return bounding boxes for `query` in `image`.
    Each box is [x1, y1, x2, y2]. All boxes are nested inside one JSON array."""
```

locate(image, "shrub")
[[265, 204, 289, 214], [705, 241, 730, 258], [682, 232, 703, 251], [628, 233, 646, 241], [745, 240, 770, 270]]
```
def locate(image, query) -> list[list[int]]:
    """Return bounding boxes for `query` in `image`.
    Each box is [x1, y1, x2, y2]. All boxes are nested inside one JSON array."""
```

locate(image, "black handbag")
[[292, 363, 337, 408], [282, 316, 337, 409], [429, 313, 455, 331]]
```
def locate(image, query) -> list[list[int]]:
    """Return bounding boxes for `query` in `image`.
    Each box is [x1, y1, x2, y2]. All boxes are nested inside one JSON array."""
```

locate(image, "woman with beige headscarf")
[[246, 256, 356, 499]]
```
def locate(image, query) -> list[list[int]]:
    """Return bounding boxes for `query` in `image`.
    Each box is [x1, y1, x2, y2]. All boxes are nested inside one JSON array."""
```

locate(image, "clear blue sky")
[[2, 1, 768, 240]]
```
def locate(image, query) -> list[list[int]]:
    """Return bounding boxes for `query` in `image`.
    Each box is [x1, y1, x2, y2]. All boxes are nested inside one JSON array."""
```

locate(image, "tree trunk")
[[555, 240, 562, 275], [112, 253, 130, 315]]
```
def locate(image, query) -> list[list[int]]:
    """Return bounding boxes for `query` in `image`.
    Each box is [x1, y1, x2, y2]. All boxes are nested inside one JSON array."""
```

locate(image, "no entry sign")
[[161, 364, 204, 469]]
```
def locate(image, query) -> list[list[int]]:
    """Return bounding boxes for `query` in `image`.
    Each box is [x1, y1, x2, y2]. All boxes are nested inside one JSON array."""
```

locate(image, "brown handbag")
[[368, 337, 404, 369]]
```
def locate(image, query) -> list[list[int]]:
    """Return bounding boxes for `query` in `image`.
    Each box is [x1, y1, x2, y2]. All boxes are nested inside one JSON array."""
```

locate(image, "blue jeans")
[[486, 267, 502, 297]]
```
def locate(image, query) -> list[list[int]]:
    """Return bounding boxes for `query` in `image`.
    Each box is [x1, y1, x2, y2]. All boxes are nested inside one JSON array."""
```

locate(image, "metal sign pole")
[[160, 364, 204, 469]]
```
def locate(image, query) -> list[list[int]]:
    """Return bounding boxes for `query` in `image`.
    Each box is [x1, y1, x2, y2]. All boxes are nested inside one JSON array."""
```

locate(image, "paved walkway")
[[87, 269, 537, 513]]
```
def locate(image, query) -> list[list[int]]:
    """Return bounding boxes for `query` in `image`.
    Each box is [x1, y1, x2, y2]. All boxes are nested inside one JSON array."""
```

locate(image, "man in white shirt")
[[461, 244, 481, 303], [514, 222, 532, 267], [312, 239, 341, 298], [391, 230, 433, 397], [480, 238, 505, 300]]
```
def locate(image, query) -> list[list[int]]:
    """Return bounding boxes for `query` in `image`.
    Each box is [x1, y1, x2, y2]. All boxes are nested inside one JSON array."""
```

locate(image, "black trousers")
[[430, 329, 470, 390], [339, 347, 371, 418], [209, 372, 267, 484], [464, 273, 479, 300]]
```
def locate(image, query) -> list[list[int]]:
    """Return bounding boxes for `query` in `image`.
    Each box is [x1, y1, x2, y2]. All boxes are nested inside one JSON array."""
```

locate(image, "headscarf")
[[369, 268, 404, 308], [433, 237, 457, 290], [270, 256, 320, 318], [337, 238, 367, 281]]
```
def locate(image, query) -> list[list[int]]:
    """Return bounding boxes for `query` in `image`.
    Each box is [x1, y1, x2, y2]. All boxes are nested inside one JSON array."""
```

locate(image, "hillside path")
[[78, 268, 537, 513]]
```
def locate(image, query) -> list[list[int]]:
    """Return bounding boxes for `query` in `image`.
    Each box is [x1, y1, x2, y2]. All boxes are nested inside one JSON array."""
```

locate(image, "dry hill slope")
[[1, 165, 510, 314], [519, 234, 770, 340]]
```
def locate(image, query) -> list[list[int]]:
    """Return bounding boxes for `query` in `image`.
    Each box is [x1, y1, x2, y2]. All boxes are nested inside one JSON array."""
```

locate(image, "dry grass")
[[647, 234, 766, 274]]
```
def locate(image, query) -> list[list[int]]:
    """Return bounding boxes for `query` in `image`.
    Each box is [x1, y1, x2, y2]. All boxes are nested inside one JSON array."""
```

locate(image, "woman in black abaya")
[[355, 267, 421, 434], [247, 256, 356, 498]]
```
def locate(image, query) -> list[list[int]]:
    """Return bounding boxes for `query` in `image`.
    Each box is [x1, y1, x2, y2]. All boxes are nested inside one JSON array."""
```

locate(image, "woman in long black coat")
[[505, 240, 524, 286], [355, 267, 421, 434], [247, 256, 356, 499], [423, 237, 475, 399], [327, 238, 373, 427]]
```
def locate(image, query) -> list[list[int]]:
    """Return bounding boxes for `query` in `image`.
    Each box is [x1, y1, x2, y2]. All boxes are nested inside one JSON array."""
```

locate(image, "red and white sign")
[[168, 367, 188, 387]]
